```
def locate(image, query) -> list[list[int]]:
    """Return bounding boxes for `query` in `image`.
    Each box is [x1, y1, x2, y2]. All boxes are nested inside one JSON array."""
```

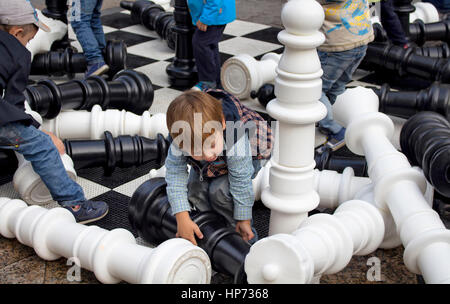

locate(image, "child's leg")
[[192, 25, 226, 86], [91, 0, 107, 51], [0, 123, 86, 205], [70, 0, 105, 65]]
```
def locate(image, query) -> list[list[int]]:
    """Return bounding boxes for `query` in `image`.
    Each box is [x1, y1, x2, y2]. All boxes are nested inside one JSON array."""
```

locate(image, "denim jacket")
[[187, 0, 236, 26]]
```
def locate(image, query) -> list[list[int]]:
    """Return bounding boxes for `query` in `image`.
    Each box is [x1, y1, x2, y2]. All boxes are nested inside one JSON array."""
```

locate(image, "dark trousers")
[[192, 25, 226, 85], [381, 0, 409, 46]]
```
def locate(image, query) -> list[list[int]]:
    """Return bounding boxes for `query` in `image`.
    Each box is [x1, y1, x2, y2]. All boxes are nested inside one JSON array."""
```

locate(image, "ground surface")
[[1, 1, 446, 285]]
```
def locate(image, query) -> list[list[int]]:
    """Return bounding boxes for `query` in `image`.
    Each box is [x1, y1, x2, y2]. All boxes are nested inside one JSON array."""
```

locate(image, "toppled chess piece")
[[120, 0, 176, 50], [30, 40, 127, 79], [128, 178, 251, 284], [315, 146, 368, 177], [374, 82, 450, 120], [410, 19, 450, 46], [400, 111, 450, 197], [25, 70, 154, 119], [0, 150, 18, 176], [64, 131, 169, 175]]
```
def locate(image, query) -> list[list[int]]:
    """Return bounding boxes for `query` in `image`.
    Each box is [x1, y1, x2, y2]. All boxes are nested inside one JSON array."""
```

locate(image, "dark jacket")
[[0, 30, 39, 128]]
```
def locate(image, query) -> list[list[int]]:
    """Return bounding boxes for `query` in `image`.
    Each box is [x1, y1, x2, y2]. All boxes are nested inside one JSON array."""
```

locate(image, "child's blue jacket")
[[187, 0, 236, 26]]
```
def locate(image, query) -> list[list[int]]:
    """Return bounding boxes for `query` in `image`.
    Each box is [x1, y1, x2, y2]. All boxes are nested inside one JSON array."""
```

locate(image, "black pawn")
[[128, 178, 251, 284], [42, 0, 71, 51]]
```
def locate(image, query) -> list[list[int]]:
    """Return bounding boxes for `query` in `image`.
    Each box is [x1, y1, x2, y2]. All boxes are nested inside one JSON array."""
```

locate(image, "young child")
[[317, 0, 374, 147], [0, 0, 108, 224], [165, 89, 273, 245], [187, 0, 236, 90], [68, 0, 109, 77]]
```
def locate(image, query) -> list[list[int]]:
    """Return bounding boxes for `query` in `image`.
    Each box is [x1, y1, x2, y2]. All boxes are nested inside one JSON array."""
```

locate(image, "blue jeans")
[[318, 45, 368, 134], [70, 0, 106, 65], [0, 123, 86, 206]]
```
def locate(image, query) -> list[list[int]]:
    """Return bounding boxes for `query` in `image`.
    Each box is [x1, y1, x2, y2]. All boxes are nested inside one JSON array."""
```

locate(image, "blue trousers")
[[70, 0, 107, 65], [318, 45, 368, 134], [0, 122, 86, 205], [192, 25, 226, 85]]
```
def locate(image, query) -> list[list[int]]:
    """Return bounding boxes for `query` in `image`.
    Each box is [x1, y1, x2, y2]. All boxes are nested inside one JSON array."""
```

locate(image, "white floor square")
[[121, 25, 160, 39], [127, 39, 175, 60], [224, 20, 271, 37], [150, 87, 183, 114], [219, 37, 282, 57], [135, 61, 171, 88], [113, 173, 152, 197]]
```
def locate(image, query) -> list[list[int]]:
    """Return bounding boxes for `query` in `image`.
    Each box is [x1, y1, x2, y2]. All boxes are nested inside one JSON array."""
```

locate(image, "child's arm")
[[165, 144, 204, 245], [226, 134, 255, 241]]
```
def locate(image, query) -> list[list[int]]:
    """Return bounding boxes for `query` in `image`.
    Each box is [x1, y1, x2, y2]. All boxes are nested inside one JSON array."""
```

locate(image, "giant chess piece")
[[362, 43, 450, 83], [221, 53, 281, 99], [25, 70, 154, 119], [315, 146, 368, 177], [333, 86, 450, 284], [250, 83, 275, 108], [393, 0, 415, 38], [409, 19, 450, 46], [400, 111, 450, 197], [0, 150, 18, 176], [409, 2, 439, 24], [27, 10, 68, 61], [374, 83, 450, 120], [31, 40, 127, 79], [41, 105, 168, 140], [120, 0, 176, 50], [64, 131, 169, 175], [42, 0, 71, 51], [165, 0, 198, 88], [128, 178, 251, 284], [0, 197, 212, 284]]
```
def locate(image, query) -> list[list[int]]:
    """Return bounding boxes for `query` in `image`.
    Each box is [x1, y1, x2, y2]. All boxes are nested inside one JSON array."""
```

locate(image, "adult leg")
[[91, 0, 107, 51], [380, 0, 409, 46]]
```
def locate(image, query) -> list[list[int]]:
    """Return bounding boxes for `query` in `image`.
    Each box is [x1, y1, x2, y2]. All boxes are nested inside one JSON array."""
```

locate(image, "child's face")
[[190, 131, 224, 162], [9, 26, 38, 47]]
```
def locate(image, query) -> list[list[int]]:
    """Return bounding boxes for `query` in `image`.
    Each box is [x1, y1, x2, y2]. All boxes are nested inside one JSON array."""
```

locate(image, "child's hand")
[[196, 20, 208, 32], [236, 220, 255, 242], [42, 130, 65, 155], [175, 211, 204, 246]]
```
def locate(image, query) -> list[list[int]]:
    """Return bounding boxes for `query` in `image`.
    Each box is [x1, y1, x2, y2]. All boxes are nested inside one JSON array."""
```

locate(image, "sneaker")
[[85, 62, 110, 78], [63, 200, 109, 224], [191, 81, 217, 91], [326, 127, 346, 151]]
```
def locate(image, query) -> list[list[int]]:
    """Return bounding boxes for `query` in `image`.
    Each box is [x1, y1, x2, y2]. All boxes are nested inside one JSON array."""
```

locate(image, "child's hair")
[[0, 24, 38, 36], [166, 90, 224, 153]]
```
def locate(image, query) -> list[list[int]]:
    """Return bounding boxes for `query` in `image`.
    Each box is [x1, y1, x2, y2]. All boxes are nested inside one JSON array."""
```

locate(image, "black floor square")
[[243, 27, 282, 45], [87, 190, 137, 237], [105, 30, 155, 47], [101, 13, 140, 29], [126, 54, 158, 69], [77, 161, 159, 189]]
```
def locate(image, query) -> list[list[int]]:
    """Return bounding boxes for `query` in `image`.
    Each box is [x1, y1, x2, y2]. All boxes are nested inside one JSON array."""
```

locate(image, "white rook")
[[41, 105, 168, 140], [333, 86, 450, 284], [0, 197, 211, 284], [261, 0, 327, 235]]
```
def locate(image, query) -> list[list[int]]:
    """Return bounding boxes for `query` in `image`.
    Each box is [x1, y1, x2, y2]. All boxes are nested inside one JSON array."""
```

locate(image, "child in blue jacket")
[[188, 0, 236, 90]]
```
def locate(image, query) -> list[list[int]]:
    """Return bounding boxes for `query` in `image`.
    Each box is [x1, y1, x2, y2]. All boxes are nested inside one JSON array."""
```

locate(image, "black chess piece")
[[64, 131, 169, 175], [128, 178, 251, 284], [165, 0, 198, 89], [25, 70, 153, 119], [409, 19, 450, 46], [30, 40, 127, 79], [42, 0, 71, 51], [250, 84, 275, 108], [393, 0, 415, 37], [362, 43, 450, 83], [400, 111, 450, 197], [374, 82, 450, 120], [120, 0, 176, 50], [315, 146, 368, 177], [0, 150, 18, 176]]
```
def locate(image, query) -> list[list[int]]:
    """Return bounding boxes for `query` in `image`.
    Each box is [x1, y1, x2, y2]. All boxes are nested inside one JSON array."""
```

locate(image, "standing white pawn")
[[261, 0, 327, 235]]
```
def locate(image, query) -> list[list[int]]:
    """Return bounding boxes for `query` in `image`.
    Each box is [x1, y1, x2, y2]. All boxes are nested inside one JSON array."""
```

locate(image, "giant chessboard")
[[0, 7, 440, 284]]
